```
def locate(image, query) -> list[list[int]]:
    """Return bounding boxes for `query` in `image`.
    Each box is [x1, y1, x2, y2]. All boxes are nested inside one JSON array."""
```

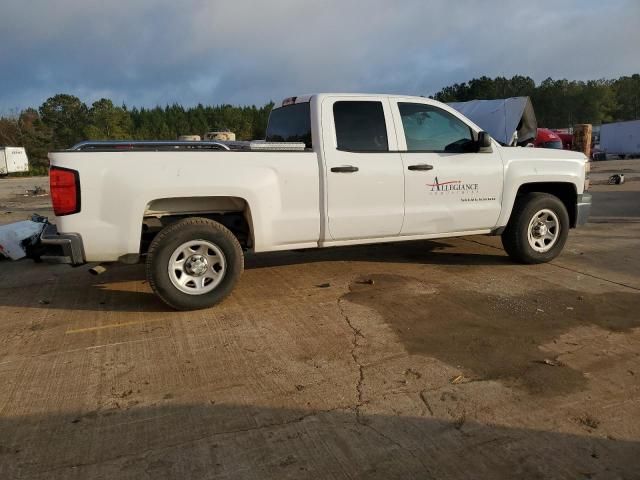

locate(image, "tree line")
[[432, 74, 640, 128], [0, 96, 274, 174], [1, 74, 638, 175]]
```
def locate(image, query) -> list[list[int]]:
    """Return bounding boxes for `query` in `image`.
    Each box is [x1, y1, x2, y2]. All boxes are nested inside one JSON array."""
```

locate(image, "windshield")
[[542, 140, 563, 149], [265, 102, 312, 148]]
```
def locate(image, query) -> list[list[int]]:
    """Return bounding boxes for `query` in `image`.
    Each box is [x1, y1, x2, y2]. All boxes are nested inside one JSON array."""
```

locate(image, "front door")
[[390, 99, 504, 235], [322, 97, 405, 241]]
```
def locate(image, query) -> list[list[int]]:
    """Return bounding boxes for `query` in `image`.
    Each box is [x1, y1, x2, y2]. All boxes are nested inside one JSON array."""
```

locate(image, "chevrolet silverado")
[[43, 94, 592, 310]]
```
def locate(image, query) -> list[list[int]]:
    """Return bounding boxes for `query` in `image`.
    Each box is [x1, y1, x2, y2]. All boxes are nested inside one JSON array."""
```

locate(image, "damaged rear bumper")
[[40, 224, 85, 265]]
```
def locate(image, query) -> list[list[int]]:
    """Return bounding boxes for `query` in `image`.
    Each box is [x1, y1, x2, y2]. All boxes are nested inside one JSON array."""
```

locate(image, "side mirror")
[[478, 131, 492, 151]]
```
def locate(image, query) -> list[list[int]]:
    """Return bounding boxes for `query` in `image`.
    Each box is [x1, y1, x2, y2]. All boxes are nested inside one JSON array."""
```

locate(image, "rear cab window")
[[333, 101, 388, 152], [265, 102, 313, 149]]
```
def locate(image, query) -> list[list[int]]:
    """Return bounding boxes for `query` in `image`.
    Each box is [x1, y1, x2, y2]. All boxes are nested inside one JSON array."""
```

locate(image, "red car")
[[534, 128, 563, 149], [553, 131, 573, 150]]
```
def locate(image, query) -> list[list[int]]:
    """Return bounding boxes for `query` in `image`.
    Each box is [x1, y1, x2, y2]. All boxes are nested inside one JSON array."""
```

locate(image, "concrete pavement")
[[0, 162, 639, 479]]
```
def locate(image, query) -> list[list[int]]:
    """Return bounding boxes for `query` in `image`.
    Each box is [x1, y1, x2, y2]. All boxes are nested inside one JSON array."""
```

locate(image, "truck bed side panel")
[[48, 151, 321, 261]]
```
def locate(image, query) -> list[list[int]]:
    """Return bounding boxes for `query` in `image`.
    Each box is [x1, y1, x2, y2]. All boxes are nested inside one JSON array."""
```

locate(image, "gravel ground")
[[0, 161, 639, 479], [0, 176, 52, 225]]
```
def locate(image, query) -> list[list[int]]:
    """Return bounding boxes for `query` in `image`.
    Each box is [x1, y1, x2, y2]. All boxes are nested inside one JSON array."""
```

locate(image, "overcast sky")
[[1, 0, 639, 112]]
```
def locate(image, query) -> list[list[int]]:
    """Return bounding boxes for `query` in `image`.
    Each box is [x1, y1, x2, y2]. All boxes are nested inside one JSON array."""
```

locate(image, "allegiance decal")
[[426, 177, 478, 193], [425, 177, 495, 201]]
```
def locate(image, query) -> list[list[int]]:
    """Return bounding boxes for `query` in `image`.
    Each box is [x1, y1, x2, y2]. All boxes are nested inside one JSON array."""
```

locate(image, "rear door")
[[321, 97, 405, 241], [6, 148, 29, 173], [391, 99, 503, 235]]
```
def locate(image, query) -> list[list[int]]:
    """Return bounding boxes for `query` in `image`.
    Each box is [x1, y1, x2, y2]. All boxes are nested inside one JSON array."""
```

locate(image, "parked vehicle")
[[598, 120, 640, 159], [41, 94, 591, 310], [551, 130, 574, 150], [0, 147, 29, 176], [534, 128, 563, 149]]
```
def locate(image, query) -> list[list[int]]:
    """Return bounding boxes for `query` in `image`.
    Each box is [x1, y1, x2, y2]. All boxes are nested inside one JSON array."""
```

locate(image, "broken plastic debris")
[[0, 220, 46, 260], [24, 186, 48, 197], [608, 174, 625, 185]]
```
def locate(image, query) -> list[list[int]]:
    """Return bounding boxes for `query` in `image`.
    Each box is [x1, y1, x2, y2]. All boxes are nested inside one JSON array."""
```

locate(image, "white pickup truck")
[[43, 93, 591, 310]]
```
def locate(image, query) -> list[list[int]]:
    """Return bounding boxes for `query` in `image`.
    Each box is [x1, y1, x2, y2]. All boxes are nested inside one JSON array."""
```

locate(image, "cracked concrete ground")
[[1, 161, 639, 479]]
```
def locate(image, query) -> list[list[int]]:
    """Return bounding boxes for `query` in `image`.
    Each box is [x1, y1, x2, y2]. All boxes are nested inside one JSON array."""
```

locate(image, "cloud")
[[0, 0, 638, 111]]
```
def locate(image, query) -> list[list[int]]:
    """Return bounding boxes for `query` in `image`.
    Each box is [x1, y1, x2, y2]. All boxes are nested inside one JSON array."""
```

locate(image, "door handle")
[[408, 164, 434, 171], [331, 165, 359, 173]]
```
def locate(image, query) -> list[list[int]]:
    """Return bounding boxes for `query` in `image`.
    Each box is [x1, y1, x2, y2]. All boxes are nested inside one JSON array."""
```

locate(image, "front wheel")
[[146, 217, 244, 310], [501, 193, 570, 264]]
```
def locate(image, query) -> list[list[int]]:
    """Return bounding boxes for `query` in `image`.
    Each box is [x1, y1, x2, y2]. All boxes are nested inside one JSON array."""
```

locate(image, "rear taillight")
[[50, 167, 80, 216]]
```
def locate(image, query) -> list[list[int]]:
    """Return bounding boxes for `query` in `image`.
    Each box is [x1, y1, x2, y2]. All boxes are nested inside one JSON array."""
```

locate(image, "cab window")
[[265, 102, 312, 148], [398, 103, 474, 153], [333, 101, 388, 152]]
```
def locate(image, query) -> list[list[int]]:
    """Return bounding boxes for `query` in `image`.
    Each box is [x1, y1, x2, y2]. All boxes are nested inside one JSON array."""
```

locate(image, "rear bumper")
[[40, 224, 85, 265], [575, 193, 592, 227]]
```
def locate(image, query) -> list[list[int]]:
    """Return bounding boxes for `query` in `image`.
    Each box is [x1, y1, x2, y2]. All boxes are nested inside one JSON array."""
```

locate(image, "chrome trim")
[[40, 224, 85, 264], [576, 193, 592, 227], [70, 140, 231, 151], [67, 140, 308, 152]]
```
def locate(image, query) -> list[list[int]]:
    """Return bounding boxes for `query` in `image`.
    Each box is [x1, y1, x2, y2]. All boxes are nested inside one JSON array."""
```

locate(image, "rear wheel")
[[501, 193, 570, 264], [146, 217, 243, 310]]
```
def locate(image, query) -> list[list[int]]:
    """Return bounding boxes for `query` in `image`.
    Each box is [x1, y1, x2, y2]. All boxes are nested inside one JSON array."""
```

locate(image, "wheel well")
[[515, 182, 577, 227], [140, 196, 253, 253]]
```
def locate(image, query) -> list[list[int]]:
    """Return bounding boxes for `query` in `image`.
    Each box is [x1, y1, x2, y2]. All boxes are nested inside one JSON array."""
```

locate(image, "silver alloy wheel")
[[527, 209, 560, 253], [168, 240, 226, 295]]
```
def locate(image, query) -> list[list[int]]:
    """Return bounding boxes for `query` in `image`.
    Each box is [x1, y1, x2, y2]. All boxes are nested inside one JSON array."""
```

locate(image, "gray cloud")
[[1, 0, 638, 111]]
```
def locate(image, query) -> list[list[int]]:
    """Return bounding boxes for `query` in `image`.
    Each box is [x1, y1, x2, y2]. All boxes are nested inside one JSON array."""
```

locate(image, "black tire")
[[501, 193, 570, 264], [146, 217, 243, 310]]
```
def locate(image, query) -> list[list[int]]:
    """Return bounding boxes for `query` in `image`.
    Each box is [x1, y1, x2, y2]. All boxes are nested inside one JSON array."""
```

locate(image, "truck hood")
[[500, 146, 587, 163]]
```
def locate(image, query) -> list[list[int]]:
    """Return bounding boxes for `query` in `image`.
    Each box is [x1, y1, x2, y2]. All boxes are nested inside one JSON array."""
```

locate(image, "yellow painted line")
[[66, 317, 170, 334], [0, 336, 171, 365]]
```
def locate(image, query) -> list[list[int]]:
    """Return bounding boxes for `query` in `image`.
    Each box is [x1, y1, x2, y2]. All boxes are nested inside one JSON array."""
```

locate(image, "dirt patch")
[[343, 274, 640, 396], [0, 176, 52, 225]]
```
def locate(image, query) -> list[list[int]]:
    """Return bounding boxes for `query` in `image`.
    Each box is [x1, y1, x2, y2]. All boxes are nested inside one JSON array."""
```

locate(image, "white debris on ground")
[[24, 186, 48, 197], [0, 220, 46, 260]]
